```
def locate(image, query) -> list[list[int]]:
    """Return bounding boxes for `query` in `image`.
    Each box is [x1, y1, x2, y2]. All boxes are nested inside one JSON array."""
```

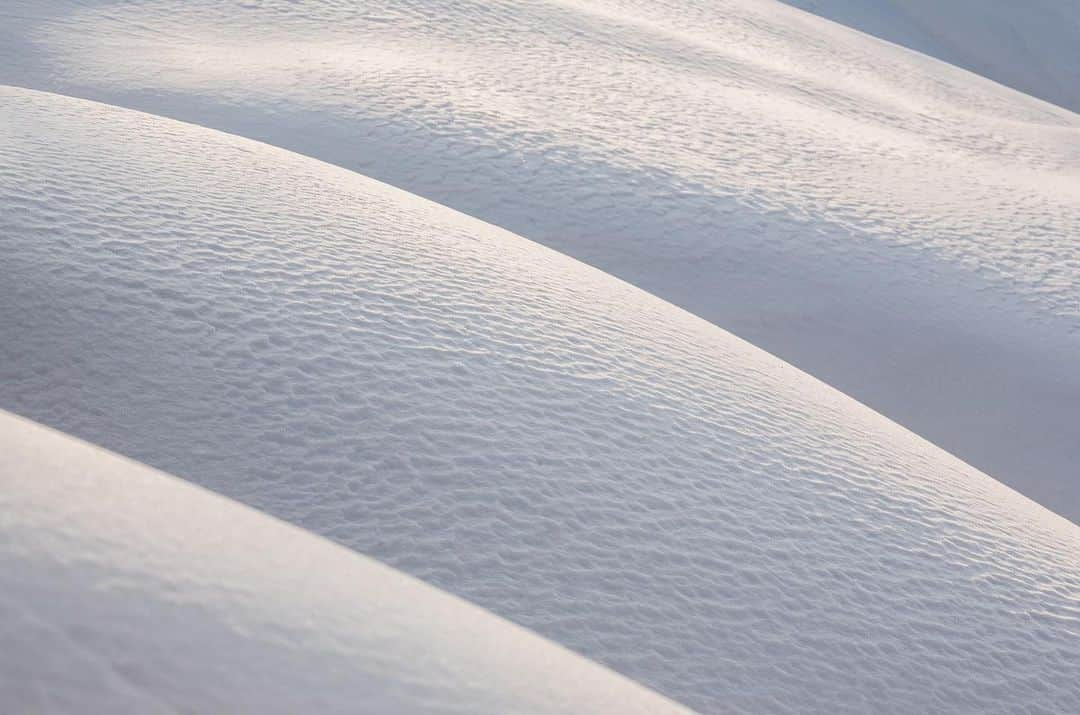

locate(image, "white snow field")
[[781, 0, 1080, 114], [0, 410, 687, 715], [3, 87, 1079, 714], [2, 0, 1078, 521]]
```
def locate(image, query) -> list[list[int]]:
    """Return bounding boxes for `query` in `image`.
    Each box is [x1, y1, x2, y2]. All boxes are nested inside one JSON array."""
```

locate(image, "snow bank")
[[2, 0, 1078, 519], [0, 409, 687, 714], [780, 0, 1080, 114], [2, 86, 1078, 713]]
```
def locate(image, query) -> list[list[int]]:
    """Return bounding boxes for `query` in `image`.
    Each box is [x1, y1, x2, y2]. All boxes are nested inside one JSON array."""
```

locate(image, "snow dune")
[[780, 0, 1080, 114], [0, 410, 687, 714], [3, 0, 1078, 520], [2, 86, 1079, 713]]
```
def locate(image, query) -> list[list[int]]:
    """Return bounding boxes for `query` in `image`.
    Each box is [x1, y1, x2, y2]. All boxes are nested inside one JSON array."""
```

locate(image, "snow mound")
[[2, 86, 1079, 714], [780, 0, 1080, 114], [0, 409, 687, 715], [3, 0, 1078, 518]]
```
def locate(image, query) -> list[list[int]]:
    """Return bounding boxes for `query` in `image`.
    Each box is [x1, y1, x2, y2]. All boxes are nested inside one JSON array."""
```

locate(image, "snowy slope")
[[3, 87, 1079, 714], [781, 0, 1080, 114], [2, 0, 1078, 520], [0, 410, 687, 715]]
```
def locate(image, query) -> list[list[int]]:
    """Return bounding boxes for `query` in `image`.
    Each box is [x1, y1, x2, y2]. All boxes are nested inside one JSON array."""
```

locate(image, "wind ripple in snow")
[[1, 87, 1078, 714], [2, 0, 1077, 518], [0, 410, 689, 715]]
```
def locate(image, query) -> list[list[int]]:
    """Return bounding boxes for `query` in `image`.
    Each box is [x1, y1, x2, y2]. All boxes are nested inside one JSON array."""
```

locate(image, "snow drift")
[[0, 410, 686, 714], [2, 86, 1078, 713], [781, 0, 1080, 114], [2, 0, 1078, 519]]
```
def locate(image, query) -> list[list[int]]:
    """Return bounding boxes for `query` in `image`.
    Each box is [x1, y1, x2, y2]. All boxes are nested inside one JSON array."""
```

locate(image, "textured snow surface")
[[781, 0, 1080, 114], [0, 410, 687, 715], [3, 0, 1078, 519], [3, 87, 1080, 714]]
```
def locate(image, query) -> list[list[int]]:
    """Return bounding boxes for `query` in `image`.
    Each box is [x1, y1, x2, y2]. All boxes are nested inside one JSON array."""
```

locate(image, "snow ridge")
[[781, 0, 1080, 114], [0, 409, 688, 714], [3, 0, 1077, 519], [2, 86, 1078, 713]]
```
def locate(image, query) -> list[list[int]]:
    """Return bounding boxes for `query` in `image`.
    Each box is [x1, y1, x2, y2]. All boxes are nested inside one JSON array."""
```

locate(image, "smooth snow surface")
[[3, 0, 1078, 520], [781, 0, 1080, 114], [3, 87, 1079, 714], [0, 410, 687, 715]]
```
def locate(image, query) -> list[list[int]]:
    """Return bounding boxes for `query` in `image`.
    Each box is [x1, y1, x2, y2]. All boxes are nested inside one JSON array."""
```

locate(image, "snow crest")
[[2, 87, 1078, 713], [3, 0, 1078, 518], [0, 410, 688, 714]]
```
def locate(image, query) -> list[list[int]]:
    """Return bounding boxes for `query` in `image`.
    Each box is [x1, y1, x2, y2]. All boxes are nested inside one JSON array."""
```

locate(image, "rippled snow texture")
[[3, 0, 1078, 519], [0, 410, 687, 715], [781, 0, 1080, 114], [2, 87, 1078, 713]]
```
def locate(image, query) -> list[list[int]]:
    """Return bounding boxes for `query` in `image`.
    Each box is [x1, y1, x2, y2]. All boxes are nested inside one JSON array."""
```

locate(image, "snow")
[[780, 0, 1080, 114], [2, 86, 1079, 713], [0, 409, 688, 715], [2, 0, 1078, 520]]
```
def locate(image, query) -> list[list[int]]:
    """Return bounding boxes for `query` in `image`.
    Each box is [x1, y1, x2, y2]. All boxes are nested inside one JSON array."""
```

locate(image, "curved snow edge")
[[0, 409, 692, 714]]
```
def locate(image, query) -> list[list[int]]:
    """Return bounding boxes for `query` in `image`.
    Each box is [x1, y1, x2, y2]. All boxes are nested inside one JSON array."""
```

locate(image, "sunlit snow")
[[1, 1, 1079, 713]]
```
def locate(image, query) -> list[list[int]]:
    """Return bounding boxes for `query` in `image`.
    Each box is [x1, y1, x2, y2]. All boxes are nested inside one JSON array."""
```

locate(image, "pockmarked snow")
[[780, 0, 1080, 114], [3, 0, 1078, 519], [2, 87, 1078, 714], [0, 410, 688, 715]]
